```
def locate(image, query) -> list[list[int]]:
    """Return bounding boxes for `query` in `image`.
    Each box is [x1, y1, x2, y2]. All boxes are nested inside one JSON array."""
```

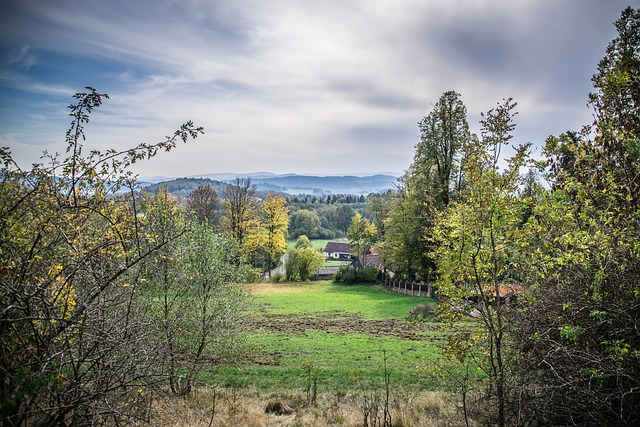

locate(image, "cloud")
[[0, 0, 632, 176]]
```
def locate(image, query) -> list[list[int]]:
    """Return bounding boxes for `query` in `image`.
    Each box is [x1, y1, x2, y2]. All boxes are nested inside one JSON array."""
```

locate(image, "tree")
[[511, 8, 640, 425], [259, 194, 289, 277], [285, 239, 324, 282], [221, 177, 260, 253], [589, 6, 640, 144], [434, 98, 529, 427], [415, 90, 471, 207], [383, 91, 472, 280], [294, 235, 312, 249], [139, 189, 247, 397], [289, 209, 322, 238], [381, 186, 430, 280], [186, 184, 219, 226], [331, 204, 356, 235], [0, 88, 203, 426], [138, 188, 189, 395], [347, 213, 378, 267], [366, 191, 394, 240]]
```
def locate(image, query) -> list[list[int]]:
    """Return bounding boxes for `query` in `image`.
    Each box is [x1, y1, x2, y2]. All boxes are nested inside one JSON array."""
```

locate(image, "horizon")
[[141, 170, 403, 182]]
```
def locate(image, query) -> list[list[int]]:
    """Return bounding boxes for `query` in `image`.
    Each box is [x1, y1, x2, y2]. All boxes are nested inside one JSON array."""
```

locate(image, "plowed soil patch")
[[243, 311, 448, 341]]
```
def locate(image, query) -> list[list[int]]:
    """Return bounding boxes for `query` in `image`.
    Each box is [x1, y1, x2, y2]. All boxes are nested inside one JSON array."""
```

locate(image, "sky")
[[0, 0, 631, 178]]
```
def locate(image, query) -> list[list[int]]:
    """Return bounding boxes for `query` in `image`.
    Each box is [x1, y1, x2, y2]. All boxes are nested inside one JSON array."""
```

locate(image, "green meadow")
[[207, 282, 445, 393]]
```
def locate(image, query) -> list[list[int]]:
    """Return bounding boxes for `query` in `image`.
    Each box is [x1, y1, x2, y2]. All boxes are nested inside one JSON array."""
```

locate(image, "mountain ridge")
[[142, 172, 399, 196], [140, 171, 402, 183]]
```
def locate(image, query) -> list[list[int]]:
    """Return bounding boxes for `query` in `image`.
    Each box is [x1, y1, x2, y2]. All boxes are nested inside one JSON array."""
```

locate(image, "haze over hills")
[[141, 172, 400, 196]]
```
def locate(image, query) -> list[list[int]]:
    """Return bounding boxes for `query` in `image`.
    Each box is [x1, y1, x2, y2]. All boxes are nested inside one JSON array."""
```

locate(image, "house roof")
[[323, 242, 351, 253], [363, 254, 382, 267], [484, 284, 524, 297], [352, 254, 383, 269]]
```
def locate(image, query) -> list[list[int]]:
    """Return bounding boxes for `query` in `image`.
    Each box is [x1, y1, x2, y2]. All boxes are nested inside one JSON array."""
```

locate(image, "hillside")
[[142, 173, 399, 196], [143, 177, 226, 198]]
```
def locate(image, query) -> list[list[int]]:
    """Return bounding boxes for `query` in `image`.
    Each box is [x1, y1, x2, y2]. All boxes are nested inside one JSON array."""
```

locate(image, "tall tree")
[[366, 191, 394, 241], [221, 177, 260, 253], [383, 91, 472, 280], [347, 213, 378, 267], [414, 90, 471, 207], [186, 184, 219, 226], [259, 194, 289, 277], [380, 191, 424, 278], [512, 8, 640, 425], [434, 98, 529, 427]]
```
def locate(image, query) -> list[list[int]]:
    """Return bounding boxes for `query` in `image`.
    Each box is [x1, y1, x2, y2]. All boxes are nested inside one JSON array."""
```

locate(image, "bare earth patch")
[[242, 310, 447, 341]]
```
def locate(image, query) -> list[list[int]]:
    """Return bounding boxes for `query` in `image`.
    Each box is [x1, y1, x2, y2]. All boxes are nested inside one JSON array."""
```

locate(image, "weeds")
[[304, 360, 319, 406], [351, 349, 393, 427]]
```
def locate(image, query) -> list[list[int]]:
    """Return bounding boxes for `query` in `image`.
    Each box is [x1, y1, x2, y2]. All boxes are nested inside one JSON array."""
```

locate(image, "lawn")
[[204, 282, 445, 393], [247, 282, 424, 319]]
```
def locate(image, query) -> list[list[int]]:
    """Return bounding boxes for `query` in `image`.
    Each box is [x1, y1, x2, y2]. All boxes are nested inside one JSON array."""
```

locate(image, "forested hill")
[[250, 174, 397, 195], [143, 178, 226, 198], [143, 174, 398, 196]]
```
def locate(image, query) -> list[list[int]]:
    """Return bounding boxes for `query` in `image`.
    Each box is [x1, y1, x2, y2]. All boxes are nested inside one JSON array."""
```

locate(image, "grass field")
[[286, 237, 348, 251], [205, 282, 445, 393]]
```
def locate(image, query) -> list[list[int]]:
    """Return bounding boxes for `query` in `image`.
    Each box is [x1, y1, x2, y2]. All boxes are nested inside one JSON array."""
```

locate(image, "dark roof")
[[313, 266, 340, 280], [363, 254, 382, 267], [323, 242, 351, 253], [352, 254, 383, 269]]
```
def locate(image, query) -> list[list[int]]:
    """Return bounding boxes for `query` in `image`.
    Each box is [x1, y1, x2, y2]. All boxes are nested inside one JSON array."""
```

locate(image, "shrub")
[[408, 302, 439, 322], [270, 272, 286, 282], [333, 265, 378, 284]]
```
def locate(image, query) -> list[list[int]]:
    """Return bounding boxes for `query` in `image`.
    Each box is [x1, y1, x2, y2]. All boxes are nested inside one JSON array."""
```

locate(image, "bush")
[[243, 266, 264, 283], [408, 302, 439, 322], [333, 265, 378, 284], [270, 272, 286, 282]]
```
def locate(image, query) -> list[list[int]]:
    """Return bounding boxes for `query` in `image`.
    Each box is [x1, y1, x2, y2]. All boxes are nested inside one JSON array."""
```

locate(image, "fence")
[[384, 277, 437, 298]]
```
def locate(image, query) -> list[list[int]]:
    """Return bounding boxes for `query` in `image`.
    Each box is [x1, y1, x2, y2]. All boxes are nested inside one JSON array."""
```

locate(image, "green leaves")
[[0, 88, 205, 424]]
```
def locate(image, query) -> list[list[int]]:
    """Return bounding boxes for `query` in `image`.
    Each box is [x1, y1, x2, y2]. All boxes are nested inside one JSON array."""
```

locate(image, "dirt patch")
[[242, 310, 448, 341]]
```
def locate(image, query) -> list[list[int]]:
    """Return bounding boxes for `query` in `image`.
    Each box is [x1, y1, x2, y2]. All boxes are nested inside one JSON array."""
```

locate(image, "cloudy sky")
[[0, 0, 630, 178]]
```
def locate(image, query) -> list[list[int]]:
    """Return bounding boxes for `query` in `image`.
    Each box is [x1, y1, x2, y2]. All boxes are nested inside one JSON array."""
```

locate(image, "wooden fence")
[[384, 278, 437, 298]]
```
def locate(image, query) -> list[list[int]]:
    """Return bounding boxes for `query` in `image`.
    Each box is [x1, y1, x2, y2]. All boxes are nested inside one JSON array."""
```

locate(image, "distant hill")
[[143, 178, 225, 198], [142, 173, 399, 197], [249, 174, 398, 195]]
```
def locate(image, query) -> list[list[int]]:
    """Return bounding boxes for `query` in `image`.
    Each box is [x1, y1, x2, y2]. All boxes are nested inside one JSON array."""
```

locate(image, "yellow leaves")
[[48, 264, 64, 276], [254, 193, 289, 259]]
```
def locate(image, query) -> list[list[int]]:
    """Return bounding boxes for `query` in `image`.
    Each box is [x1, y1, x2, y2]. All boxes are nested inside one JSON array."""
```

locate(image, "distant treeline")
[[143, 177, 381, 239]]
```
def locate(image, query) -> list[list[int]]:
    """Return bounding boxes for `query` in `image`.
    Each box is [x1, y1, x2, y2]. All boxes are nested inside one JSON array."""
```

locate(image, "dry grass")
[[144, 386, 469, 427]]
